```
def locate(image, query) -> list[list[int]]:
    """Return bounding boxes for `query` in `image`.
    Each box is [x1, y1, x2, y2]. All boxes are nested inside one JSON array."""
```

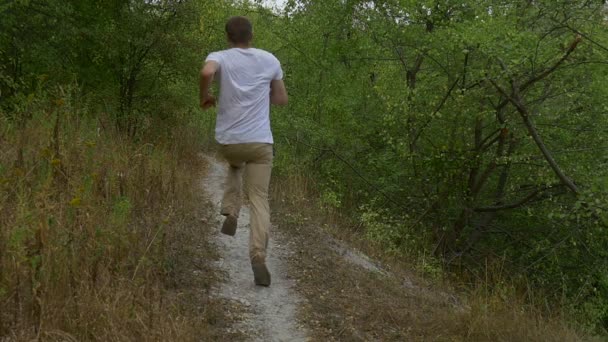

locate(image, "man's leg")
[[220, 146, 245, 236], [244, 144, 273, 286]]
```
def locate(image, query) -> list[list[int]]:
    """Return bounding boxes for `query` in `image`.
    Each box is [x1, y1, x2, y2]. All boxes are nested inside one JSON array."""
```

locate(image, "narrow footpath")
[[203, 155, 309, 342]]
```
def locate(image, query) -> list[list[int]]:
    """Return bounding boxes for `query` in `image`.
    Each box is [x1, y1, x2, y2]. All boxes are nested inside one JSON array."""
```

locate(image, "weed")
[[0, 92, 233, 340]]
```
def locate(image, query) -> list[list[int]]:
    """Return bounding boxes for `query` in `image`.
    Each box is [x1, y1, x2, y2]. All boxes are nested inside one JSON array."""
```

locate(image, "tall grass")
[[270, 166, 595, 341], [0, 91, 221, 340]]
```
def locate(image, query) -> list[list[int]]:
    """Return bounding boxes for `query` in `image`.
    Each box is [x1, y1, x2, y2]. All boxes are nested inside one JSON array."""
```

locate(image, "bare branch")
[[474, 189, 542, 212], [495, 35, 583, 110], [488, 78, 580, 194], [519, 35, 582, 91], [563, 24, 608, 54]]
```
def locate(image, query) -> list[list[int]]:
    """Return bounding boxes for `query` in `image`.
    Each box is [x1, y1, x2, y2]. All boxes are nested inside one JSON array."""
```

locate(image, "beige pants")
[[219, 143, 273, 263]]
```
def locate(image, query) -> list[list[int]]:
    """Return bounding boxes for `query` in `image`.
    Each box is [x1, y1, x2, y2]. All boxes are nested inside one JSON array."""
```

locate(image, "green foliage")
[[253, 0, 608, 333], [0, 1, 229, 337], [3, 0, 608, 334], [0, 0, 212, 133]]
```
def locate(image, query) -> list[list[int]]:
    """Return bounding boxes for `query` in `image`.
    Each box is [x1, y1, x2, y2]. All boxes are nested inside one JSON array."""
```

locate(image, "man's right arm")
[[270, 79, 288, 106]]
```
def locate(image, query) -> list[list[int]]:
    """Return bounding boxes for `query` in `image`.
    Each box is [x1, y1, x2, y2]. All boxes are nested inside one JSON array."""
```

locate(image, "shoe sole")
[[221, 215, 237, 236], [252, 263, 271, 286]]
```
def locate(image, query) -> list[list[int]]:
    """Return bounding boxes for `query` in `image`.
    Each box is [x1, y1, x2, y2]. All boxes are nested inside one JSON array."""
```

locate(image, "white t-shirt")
[[205, 48, 283, 145]]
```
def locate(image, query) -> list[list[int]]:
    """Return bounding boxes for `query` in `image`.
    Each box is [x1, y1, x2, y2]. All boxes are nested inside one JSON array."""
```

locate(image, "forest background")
[[1, 0, 608, 338]]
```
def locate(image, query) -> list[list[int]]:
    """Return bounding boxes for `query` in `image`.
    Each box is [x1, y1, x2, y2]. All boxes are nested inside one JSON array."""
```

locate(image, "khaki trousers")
[[219, 143, 273, 263]]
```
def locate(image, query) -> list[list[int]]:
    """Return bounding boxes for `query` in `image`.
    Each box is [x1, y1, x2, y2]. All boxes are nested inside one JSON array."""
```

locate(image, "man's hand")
[[200, 61, 219, 110], [200, 95, 216, 110]]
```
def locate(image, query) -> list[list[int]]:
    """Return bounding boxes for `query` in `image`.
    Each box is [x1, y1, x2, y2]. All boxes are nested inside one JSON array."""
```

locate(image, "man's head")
[[225, 16, 253, 46]]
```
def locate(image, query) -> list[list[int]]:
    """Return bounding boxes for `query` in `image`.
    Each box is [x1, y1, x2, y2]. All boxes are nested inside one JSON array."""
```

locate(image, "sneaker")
[[221, 215, 237, 236], [251, 261, 271, 286]]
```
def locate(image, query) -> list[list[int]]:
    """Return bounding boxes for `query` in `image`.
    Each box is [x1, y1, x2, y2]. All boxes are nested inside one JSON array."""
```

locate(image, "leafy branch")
[[488, 35, 583, 194]]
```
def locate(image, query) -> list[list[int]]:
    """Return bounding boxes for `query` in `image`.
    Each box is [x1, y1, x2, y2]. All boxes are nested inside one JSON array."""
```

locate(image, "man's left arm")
[[200, 61, 219, 110]]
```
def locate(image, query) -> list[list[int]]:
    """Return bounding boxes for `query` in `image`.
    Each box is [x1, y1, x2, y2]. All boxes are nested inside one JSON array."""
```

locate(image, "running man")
[[199, 16, 288, 286]]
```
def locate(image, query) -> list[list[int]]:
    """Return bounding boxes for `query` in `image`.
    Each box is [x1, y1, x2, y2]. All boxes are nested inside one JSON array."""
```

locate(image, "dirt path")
[[203, 155, 309, 342], [201, 154, 588, 342]]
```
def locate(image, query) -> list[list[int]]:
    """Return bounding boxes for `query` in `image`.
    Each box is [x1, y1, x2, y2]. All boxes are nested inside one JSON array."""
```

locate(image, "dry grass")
[[0, 96, 237, 340], [270, 171, 594, 341]]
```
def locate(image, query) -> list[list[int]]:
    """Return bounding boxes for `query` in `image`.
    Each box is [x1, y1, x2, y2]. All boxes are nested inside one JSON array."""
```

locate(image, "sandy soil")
[[203, 155, 309, 342]]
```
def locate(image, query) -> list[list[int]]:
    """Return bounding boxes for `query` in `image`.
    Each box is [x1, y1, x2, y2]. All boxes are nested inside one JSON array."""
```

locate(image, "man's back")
[[206, 48, 282, 145]]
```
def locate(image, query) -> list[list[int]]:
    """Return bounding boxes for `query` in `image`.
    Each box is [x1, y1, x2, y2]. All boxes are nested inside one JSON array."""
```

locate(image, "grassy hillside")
[[0, 93, 236, 340]]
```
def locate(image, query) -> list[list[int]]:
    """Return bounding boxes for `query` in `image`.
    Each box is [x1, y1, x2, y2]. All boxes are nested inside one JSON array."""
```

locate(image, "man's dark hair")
[[225, 16, 253, 45]]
